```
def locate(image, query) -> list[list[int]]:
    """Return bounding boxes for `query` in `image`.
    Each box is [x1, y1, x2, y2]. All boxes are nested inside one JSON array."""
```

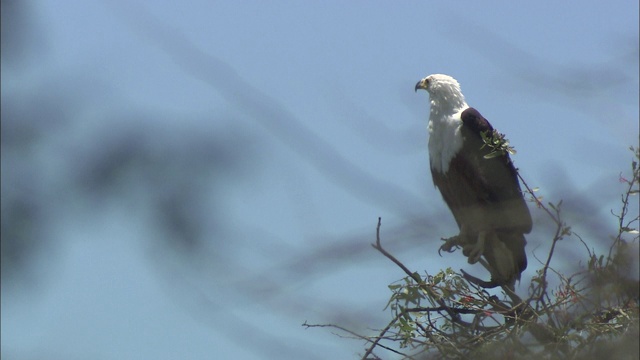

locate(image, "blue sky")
[[2, 1, 638, 359]]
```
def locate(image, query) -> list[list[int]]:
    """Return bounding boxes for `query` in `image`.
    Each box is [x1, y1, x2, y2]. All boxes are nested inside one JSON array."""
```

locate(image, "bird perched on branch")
[[415, 74, 532, 288]]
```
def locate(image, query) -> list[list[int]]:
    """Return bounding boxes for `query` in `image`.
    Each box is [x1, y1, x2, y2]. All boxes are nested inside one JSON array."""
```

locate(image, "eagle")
[[415, 74, 531, 288]]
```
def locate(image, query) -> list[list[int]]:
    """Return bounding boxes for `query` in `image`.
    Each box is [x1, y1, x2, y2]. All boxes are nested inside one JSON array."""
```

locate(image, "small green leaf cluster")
[[480, 129, 517, 159]]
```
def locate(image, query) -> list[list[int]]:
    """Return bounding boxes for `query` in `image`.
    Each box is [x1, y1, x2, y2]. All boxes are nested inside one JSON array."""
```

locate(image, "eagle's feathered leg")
[[463, 232, 520, 289], [462, 230, 486, 264], [442, 229, 520, 289]]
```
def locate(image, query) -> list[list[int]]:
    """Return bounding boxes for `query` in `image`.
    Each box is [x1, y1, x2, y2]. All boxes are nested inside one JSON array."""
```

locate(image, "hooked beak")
[[415, 78, 428, 92]]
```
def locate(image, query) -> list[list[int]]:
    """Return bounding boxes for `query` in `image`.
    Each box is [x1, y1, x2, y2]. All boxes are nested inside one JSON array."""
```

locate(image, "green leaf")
[[433, 272, 444, 285], [483, 151, 503, 159]]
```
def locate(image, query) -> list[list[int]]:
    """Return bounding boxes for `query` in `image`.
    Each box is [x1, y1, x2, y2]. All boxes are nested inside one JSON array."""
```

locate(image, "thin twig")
[[607, 158, 640, 266], [302, 321, 410, 358], [360, 309, 406, 360]]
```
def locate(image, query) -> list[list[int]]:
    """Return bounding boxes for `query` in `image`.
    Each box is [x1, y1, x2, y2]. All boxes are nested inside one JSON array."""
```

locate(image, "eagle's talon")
[[439, 235, 461, 256]]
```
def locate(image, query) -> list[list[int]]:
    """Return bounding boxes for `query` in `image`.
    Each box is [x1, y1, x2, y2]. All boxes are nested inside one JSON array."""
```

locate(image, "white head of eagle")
[[415, 74, 532, 289]]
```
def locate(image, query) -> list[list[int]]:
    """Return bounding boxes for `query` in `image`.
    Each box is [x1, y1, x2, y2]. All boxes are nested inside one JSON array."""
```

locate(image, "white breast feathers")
[[428, 108, 466, 173]]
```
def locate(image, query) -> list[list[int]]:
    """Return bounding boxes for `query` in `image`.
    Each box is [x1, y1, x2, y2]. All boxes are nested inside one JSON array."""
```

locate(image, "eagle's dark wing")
[[459, 107, 531, 233], [430, 107, 531, 285], [431, 107, 531, 233]]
